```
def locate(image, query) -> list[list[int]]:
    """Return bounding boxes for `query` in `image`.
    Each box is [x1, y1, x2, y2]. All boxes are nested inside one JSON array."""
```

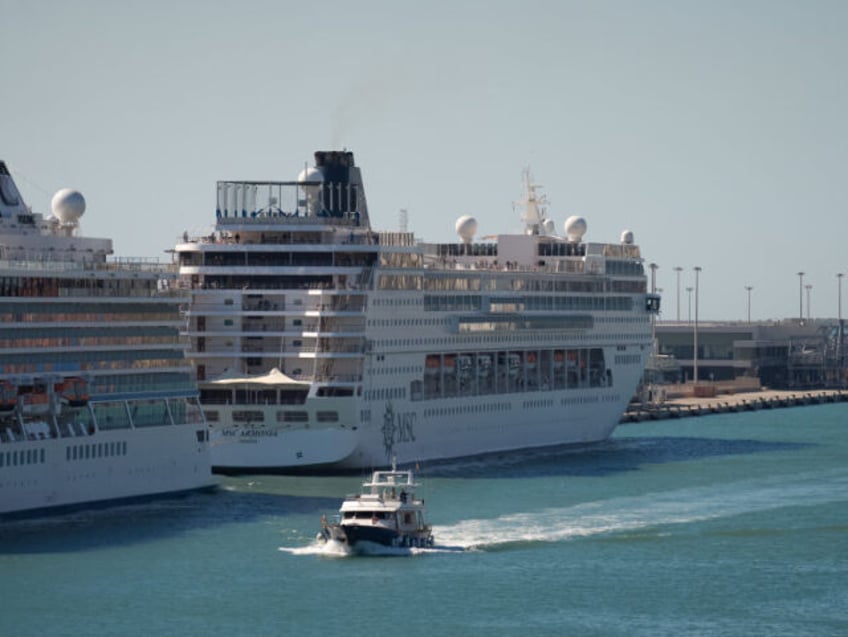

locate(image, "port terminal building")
[[651, 319, 846, 390]]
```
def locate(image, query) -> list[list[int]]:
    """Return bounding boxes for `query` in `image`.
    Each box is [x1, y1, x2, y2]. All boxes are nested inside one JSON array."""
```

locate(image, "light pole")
[[745, 286, 753, 324], [674, 266, 683, 322], [805, 284, 812, 320], [797, 271, 805, 323], [838, 273, 844, 387], [686, 286, 693, 324], [693, 266, 702, 385]]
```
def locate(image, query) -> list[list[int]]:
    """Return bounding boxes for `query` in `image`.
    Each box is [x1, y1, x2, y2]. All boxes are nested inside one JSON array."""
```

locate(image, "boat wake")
[[279, 469, 847, 556], [434, 468, 848, 551]]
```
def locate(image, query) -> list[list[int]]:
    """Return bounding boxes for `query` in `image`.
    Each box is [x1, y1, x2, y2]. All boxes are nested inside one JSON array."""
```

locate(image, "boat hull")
[[207, 377, 640, 472], [209, 426, 358, 473], [0, 425, 216, 518], [322, 523, 433, 549]]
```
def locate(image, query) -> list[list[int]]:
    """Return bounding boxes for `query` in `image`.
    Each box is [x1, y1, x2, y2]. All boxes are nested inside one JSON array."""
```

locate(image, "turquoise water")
[[2, 405, 847, 636]]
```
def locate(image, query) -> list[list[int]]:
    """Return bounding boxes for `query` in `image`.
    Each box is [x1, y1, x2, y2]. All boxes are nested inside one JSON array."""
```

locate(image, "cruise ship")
[[175, 151, 659, 472], [0, 161, 215, 517]]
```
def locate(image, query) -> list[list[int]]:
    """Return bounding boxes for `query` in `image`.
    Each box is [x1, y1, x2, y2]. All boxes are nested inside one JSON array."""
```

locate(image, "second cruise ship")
[[0, 161, 214, 517], [175, 151, 659, 472]]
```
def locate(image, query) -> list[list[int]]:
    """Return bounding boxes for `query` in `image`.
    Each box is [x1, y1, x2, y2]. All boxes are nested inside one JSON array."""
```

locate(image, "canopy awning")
[[209, 367, 308, 386]]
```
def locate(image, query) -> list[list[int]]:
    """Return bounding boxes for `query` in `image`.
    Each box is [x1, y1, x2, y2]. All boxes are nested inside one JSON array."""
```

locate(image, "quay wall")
[[622, 389, 848, 423]]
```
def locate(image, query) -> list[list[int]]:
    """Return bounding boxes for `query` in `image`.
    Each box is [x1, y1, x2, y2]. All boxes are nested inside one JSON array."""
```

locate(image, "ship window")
[[204, 410, 220, 422], [93, 402, 132, 431], [281, 411, 308, 423], [131, 399, 172, 428], [316, 411, 338, 422], [233, 411, 264, 422]]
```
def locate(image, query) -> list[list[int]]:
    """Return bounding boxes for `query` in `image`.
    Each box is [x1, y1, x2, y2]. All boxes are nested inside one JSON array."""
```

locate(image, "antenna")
[[399, 208, 408, 233], [516, 167, 550, 235]]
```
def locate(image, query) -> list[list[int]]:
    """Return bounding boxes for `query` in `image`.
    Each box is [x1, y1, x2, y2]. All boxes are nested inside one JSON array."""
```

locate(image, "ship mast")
[[517, 168, 551, 236]]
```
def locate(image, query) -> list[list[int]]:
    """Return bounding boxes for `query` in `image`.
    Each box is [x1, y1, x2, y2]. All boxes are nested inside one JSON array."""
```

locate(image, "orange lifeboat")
[[59, 377, 90, 407], [0, 380, 16, 412], [425, 355, 441, 369], [20, 382, 52, 415]]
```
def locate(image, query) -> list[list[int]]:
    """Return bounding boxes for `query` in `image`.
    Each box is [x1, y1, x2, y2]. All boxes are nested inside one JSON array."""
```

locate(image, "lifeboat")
[[424, 355, 441, 374], [0, 380, 16, 412], [20, 383, 53, 415], [59, 377, 90, 407]]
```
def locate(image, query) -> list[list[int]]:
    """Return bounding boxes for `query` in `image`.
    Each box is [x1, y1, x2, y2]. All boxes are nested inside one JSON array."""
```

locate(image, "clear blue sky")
[[3, 0, 847, 321]]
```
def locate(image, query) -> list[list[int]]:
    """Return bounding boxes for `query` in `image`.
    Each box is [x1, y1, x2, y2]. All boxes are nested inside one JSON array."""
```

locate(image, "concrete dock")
[[621, 389, 848, 423]]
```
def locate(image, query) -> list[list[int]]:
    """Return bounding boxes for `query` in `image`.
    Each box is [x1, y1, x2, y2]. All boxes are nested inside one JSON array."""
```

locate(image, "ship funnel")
[[313, 150, 370, 228]]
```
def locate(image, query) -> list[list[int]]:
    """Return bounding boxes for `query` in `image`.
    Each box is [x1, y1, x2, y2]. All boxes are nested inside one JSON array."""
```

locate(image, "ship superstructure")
[[0, 161, 214, 516], [175, 151, 659, 471]]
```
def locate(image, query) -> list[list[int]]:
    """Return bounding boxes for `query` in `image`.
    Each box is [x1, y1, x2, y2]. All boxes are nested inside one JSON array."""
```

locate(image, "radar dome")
[[563, 215, 587, 242], [542, 218, 556, 236], [51, 188, 86, 224], [620, 229, 634, 245], [297, 166, 323, 214], [455, 215, 478, 243], [296, 166, 324, 183]]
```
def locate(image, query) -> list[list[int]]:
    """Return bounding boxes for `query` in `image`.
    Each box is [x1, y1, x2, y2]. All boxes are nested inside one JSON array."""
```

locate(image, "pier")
[[621, 389, 848, 423]]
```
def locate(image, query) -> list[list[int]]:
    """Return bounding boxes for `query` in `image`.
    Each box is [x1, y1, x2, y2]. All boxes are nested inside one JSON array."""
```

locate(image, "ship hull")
[[209, 425, 358, 473], [205, 367, 642, 472], [0, 425, 215, 518]]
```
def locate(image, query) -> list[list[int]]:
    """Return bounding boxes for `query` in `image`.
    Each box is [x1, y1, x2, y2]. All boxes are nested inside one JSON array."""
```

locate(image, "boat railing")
[[213, 180, 368, 228], [312, 373, 362, 383], [0, 258, 172, 275]]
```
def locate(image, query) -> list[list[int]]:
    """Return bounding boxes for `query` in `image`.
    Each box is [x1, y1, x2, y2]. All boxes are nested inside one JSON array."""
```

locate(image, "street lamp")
[[797, 271, 805, 323], [805, 284, 813, 320], [838, 273, 844, 387], [745, 285, 753, 324], [693, 266, 702, 384], [674, 266, 683, 322], [686, 286, 693, 324]]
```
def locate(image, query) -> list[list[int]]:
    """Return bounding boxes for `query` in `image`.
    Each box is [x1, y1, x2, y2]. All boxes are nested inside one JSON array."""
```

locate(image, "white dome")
[[620, 229, 634, 245], [564, 215, 587, 242], [542, 218, 556, 236], [455, 215, 478, 243], [297, 166, 324, 183], [51, 188, 86, 224]]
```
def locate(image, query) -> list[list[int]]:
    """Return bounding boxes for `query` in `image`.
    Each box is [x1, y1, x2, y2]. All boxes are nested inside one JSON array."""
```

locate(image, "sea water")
[[2, 404, 847, 636]]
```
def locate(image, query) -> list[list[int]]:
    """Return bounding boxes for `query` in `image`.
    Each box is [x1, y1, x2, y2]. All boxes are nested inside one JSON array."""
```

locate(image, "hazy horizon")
[[4, 0, 847, 321]]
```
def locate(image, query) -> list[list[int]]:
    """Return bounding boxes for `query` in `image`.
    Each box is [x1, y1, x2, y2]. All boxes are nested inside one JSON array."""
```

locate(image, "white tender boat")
[[319, 461, 433, 550]]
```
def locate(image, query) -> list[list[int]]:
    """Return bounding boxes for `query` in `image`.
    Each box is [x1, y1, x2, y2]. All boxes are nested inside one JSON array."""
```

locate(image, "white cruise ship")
[[175, 151, 659, 472], [0, 161, 215, 517]]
